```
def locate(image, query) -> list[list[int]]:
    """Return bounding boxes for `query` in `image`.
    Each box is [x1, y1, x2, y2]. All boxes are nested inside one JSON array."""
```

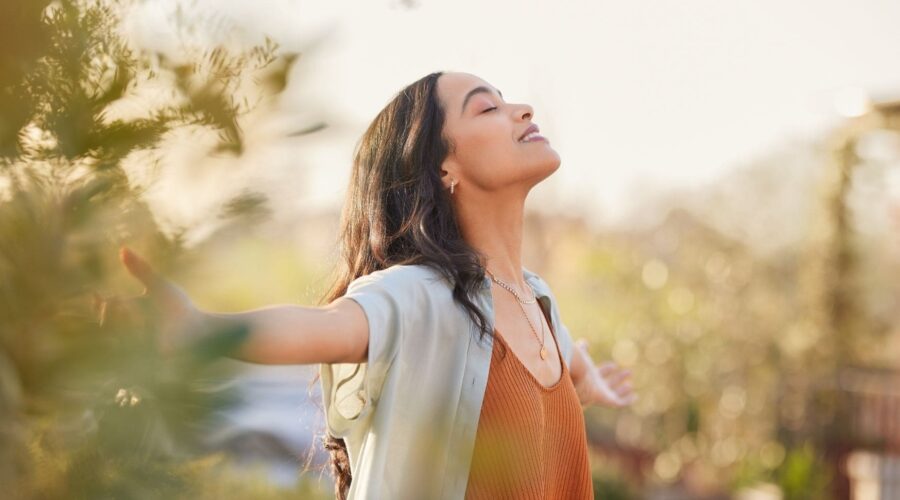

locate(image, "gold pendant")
[[540, 346, 547, 360]]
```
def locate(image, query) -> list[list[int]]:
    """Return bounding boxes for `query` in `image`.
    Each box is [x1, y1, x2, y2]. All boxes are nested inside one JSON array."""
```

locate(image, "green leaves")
[[0, 0, 320, 497]]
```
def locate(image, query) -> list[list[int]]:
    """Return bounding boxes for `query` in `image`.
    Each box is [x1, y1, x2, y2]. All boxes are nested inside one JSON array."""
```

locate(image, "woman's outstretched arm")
[[115, 246, 370, 366], [198, 297, 369, 365]]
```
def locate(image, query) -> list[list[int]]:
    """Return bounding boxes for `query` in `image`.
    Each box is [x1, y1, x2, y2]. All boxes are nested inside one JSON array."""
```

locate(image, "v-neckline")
[[492, 302, 565, 391]]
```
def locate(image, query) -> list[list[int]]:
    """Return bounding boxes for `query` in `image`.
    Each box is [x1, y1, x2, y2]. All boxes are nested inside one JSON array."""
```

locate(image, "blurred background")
[[2, 0, 899, 498]]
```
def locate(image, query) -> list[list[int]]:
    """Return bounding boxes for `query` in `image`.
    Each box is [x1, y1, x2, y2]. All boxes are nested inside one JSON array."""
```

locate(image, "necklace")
[[486, 268, 549, 360], [484, 269, 537, 304]]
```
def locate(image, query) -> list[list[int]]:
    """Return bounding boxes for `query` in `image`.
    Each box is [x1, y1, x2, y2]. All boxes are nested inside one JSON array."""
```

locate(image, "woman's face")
[[436, 72, 560, 196]]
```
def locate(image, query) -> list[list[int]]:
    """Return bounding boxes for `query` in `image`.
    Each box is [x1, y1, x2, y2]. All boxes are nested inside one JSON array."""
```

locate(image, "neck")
[[453, 189, 528, 291]]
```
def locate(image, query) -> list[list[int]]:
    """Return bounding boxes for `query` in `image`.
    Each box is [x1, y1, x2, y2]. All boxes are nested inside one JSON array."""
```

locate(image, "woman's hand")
[[572, 338, 637, 408], [97, 246, 203, 356]]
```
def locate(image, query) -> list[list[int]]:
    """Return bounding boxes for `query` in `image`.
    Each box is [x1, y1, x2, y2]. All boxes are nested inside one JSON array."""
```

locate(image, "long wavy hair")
[[303, 71, 495, 499]]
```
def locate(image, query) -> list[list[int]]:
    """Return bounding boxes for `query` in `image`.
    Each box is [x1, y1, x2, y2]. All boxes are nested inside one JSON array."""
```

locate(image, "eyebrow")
[[461, 85, 504, 116]]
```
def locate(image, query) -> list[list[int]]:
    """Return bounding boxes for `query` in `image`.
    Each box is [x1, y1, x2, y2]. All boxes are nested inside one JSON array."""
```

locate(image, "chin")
[[543, 154, 562, 174], [551, 155, 562, 173], [530, 157, 561, 184]]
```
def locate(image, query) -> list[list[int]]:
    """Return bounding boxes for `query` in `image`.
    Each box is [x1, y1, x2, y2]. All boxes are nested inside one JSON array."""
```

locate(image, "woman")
[[116, 71, 636, 499]]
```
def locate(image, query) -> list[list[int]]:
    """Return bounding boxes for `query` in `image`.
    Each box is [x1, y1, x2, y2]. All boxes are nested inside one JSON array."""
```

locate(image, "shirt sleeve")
[[319, 267, 410, 437]]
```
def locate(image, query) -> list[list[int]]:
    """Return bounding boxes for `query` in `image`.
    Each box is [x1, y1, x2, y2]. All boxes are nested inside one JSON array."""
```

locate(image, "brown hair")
[[304, 71, 495, 499]]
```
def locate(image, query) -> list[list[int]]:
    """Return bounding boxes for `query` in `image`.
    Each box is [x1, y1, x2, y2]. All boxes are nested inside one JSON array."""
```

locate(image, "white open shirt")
[[319, 264, 576, 499]]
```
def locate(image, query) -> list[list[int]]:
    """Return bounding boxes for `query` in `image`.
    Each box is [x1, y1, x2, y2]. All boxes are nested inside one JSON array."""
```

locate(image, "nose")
[[518, 103, 533, 121]]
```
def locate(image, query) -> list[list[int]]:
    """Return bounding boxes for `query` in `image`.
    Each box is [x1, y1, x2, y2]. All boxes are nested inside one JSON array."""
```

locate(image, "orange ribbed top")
[[464, 308, 593, 499]]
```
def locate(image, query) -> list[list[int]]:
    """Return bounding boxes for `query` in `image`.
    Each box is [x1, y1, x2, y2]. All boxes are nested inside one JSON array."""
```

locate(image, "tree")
[[0, 0, 324, 497]]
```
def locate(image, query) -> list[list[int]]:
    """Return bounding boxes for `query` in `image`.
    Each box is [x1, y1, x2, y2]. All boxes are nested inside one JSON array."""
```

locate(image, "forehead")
[[437, 72, 499, 107]]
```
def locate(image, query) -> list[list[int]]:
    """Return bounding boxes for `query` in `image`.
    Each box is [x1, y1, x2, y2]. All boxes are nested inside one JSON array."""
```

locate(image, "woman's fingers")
[[596, 364, 636, 406], [573, 338, 638, 407], [119, 246, 159, 292], [605, 366, 631, 387], [598, 361, 617, 377], [95, 292, 148, 329], [598, 362, 630, 387], [618, 393, 638, 406]]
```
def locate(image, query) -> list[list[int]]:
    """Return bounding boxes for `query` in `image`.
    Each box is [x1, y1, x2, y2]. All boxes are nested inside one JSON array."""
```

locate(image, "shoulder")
[[523, 267, 566, 315], [523, 266, 553, 296], [347, 263, 450, 295]]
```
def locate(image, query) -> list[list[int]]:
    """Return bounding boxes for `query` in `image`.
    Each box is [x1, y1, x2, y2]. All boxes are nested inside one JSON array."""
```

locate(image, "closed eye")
[[481, 106, 498, 114]]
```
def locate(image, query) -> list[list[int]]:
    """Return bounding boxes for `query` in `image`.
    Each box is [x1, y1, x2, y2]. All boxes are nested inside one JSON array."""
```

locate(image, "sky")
[[121, 0, 900, 240]]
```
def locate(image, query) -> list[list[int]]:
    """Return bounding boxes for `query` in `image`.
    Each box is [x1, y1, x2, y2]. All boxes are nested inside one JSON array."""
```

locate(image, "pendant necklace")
[[486, 268, 548, 360]]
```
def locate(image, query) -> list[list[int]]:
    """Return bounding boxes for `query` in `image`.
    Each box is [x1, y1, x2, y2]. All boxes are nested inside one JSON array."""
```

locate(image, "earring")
[[450, 179, 456, 194]]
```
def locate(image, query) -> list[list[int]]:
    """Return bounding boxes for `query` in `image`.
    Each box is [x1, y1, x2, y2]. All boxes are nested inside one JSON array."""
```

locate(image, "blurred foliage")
[[0, 0, 332, 497], [775, 443, 832, 500], [547, 123, 900, 498], [589, 452, 638, 500]]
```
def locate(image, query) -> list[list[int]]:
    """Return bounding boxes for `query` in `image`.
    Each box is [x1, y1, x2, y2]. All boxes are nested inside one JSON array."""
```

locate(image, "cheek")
[[455, 129, 518, 182]]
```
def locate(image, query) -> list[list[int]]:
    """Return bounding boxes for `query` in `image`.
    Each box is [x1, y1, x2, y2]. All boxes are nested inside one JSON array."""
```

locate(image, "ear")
[[439, 158, 459, 190]]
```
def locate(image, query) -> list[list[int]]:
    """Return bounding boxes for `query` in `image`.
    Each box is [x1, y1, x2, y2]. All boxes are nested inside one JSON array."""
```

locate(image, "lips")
[[518, 124, 539, 142]]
